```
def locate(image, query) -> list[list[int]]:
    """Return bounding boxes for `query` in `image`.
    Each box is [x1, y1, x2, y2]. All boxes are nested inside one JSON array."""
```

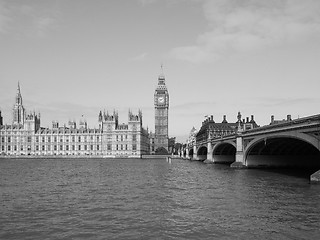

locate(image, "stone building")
[[196, 112, 259, 143], [0, 84, 150, 157]]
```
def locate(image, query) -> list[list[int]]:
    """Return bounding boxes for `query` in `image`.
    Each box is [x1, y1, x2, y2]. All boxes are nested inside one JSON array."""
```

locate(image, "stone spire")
[[16, 82, 22, 105], [13, 82, 25, 125]]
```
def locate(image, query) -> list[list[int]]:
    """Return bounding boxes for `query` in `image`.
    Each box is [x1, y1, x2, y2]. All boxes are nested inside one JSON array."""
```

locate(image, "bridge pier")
[[206, 142, 213, 163], [193, 145, 198, 160], [230, 135, 247, 168]]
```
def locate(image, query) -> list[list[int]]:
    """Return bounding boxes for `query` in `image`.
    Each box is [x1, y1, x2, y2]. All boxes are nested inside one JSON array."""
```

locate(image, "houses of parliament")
[[0, 73, 169, 157]]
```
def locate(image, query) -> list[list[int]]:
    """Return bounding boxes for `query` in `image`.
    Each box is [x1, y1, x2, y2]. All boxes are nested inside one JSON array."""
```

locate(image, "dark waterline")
[[1, 158, 320, 239]]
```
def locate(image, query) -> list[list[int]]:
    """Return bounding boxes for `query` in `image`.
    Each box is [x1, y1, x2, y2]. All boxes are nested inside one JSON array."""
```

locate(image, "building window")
[[54, 136, 57, 142], [8, 145, 11, 151], [78, 136, 81, 142], [78, 145, 81, 151], [8, 137, 11, 143], [132, 144, 136, 151], [42, 145, 45, 151], [91, 145, 93, 151], [60, 145, 63, 151], [84, 145, 87, 151], [97, 145, 100, 151], [54, 145, 57, 151], [116, 144, 118, 150], [1, 146, 4, 151], [66, 145, 69, 151], [47, 145, 50, 151], [48, 137, 51, 143], [107, 144, 112, 151], [36, 145, 39, 151], [1, 137, 4, 143], [60, 138, 63, 143], [72, 145, 75, 151], [14, 145, 17, 151], [72, 136, 75, 142], [132, 135, 136, 141], [36, 136, 39, 142], [42, 137, 45, 142]]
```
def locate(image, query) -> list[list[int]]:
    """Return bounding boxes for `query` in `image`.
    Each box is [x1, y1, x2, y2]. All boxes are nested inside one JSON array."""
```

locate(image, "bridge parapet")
[[242, 114, 320, 136]]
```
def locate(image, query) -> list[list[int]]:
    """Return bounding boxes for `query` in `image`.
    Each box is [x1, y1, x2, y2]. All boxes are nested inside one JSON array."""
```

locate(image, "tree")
[[155, 147, 168, 155]]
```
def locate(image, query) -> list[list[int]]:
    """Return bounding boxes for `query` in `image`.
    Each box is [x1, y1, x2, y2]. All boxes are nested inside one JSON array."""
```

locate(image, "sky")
[[0, 0, 320, 142]]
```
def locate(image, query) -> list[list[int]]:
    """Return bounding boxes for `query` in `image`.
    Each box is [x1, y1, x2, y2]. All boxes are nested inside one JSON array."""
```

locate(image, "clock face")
[[158, 97, 165, 104]]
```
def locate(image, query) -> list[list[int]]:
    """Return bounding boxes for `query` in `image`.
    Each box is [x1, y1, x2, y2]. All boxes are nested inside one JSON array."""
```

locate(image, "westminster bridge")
[[182, 114, 320, 182]]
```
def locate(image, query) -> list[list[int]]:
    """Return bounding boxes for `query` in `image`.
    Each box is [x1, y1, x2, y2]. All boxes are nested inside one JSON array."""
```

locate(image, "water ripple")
[[1, 158, 320, 239]]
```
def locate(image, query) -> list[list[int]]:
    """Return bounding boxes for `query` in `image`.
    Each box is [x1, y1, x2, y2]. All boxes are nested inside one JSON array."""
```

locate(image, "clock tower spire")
[[154, 66, 169, 153]]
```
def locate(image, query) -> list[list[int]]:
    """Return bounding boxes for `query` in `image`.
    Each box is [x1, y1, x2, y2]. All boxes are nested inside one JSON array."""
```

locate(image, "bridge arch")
[[212, 141, 236, 164], [245, 133, 320, 168], [197, 146, 208, 161]]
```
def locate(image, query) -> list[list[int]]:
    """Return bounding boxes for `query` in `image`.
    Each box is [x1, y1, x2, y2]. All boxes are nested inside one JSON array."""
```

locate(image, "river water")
[[1, 158, 320, 239]]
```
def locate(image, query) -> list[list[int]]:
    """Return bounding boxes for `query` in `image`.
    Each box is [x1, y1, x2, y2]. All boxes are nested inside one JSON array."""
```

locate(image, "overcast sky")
[[0, 0, 320, 142]]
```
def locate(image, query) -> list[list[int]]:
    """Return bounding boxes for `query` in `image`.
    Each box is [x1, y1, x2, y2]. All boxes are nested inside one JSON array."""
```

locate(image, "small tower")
[[102, 110, 118, 131], [52, 121, 59, 129], [79, 116, 87, 129], [222, 115, 228, 123], [98, 111, 103, 122], [237, 111, 242, 123], [24, 112, 40, 132], [128, 110, 142, 131], [138, 109, 143, 126], [12, 82, 25, 125], [0, 110, 3, 126], [68, 120, 76, 129]]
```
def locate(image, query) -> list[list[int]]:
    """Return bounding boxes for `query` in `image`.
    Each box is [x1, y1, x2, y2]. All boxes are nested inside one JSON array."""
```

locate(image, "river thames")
[[1, 158, 320, 239]]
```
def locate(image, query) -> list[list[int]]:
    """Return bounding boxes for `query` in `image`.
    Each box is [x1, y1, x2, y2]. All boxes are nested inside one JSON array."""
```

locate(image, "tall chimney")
[[271, 115, 274, 123], [287, 115, 292, 121]]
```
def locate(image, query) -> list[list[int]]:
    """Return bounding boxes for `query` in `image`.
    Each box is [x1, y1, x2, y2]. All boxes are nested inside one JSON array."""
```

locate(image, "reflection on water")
[[1, 158, 320, 239]]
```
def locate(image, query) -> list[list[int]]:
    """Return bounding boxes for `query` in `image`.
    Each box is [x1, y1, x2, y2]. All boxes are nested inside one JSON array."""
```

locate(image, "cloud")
[[169, 0, 320, 63], [0, 1, 59, 38], [138, 0, 157, 6], [0, 1, 10, 34], [129, 52, 148, 61], [255, 97, 319, 108]]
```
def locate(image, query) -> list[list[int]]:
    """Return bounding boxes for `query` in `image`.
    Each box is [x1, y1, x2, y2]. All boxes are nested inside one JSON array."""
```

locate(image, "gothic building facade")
[[0, 84, 150, 157], [196, 113, 259, 143]]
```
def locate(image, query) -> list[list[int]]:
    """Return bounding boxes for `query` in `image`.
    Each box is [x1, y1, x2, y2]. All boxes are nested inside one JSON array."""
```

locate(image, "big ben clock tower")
[[154, 68, 169, 152]]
